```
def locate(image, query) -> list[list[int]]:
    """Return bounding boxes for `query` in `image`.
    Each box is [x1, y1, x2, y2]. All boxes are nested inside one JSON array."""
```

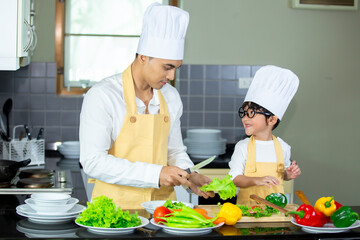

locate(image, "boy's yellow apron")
[[90, 64, 176, 209], [236, 135, 285, 206]]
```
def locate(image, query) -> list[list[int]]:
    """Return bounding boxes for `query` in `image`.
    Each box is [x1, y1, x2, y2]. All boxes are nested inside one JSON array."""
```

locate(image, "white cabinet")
[[0, 0, 36, 70]]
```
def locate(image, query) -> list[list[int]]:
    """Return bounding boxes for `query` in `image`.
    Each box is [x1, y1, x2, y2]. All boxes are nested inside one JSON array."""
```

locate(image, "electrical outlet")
[[238, 77, 253, 89]]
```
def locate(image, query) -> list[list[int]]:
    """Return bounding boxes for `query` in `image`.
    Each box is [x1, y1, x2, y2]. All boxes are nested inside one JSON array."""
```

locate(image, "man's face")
[[142, 56, 182, 90]]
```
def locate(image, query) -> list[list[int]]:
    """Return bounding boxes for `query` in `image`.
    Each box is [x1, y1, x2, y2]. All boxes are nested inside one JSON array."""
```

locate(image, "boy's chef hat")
[[244, 65, 299, 120], [137, 3, 189, 60]]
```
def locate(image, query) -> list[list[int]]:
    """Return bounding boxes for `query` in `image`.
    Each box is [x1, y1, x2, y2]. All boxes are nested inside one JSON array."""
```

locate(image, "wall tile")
[[30, 62, 46, 77], [30, 78, 46, 93], [61, 98, 78, 110], [189, 80, 204, 95], [251, 65, 262, 77], [46, 95, 62, 110], [220, 113, 235, 127], [61, 111, 78, 126], [30, 95, 45, 110], [13, 94, 29, 110], [180, 111, 188, 127], [46, 77, 56, 93], [0, 77, 13, 93], [179, 65, 189, 79], [204, 112, 219, 127], [204, 97, 219, 111], [46, 62, 57, 77], [205, 65, 220, 80], [46, 111, 61, 126], [188, 112, 203, 127], [236, 66, 251, 78], [13, 111, 28, 126], [30, 111, 45, 126], [220, 97, 236, 112], [190, 65, 204, 80], [14, 77, 29, 93], [45, 127, 61, 142], [62, 127, 79, 141], [205, 81, 220, 96], [220, 128, 235, 143], [178, 80, 188, 95], [76, 97, 84, 111], [221, 80, 236, 96], [221, 65, 236, 80], [189, 96, 203, 111], [181, 95, 188, 111], [14, 66, 29, 77]]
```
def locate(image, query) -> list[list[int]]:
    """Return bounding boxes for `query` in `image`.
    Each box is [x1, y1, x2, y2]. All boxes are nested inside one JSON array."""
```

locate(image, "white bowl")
[[31, 193, 71, 206], [25, 198, 79, 214], [61, 141, 80, 149], [186, 129, 222, 142], [141, 200, 194, 214]]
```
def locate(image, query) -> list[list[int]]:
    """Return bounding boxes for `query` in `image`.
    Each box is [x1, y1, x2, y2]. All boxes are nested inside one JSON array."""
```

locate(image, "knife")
[[24, 124, 32, 140], [36, 128, 44, 140], [182, 155, 216, 193], [185, 155, 216, 174]]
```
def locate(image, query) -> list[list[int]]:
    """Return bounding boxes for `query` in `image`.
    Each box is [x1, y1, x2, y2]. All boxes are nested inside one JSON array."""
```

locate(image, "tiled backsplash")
[[0, 62, 261, 143]]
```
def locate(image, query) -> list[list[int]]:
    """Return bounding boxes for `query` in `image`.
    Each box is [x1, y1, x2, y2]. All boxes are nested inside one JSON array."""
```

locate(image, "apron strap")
[[122, 65, 137, 115]]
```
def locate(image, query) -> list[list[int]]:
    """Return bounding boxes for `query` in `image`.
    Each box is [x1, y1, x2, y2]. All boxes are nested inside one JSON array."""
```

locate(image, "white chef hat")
[[244, 65, 299, 120], [136, 3, 189, 60]]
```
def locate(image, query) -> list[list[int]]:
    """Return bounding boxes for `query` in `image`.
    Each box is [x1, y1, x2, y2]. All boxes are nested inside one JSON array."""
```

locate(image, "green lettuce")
[[75, 195, 141, 228], [200, 175, 236, 200], [162, 199, 185, 210]]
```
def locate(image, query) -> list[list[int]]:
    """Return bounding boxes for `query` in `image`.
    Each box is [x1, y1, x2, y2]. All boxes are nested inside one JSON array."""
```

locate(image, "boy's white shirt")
[[228, 137, 291, 179]]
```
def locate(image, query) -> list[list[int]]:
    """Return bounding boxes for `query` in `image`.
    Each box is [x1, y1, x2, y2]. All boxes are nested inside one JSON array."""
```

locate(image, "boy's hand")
[[256, 176, 280, 188], [285, 161, 301, 180]]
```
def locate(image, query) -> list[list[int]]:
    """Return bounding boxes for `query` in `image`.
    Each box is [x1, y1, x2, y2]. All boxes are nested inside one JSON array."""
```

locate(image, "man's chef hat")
[[244, 65, 299, 120], [136, 3, 189, 60]]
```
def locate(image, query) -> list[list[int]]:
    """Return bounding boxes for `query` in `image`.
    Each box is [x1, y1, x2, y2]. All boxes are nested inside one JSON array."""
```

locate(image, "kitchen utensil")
[[249, 194, 294, 216], [0, 159, 31, 182], [36, 128, 44, 140], [19, 169, 54, 179], [0, 115, 6, 135], [24, 125, 32, 140], [2, 98, 13, 139], [185, 155, 216, 174], [295, 191, 312, 205], [0, 128, 8, 141], [19, 131, 24, 141]]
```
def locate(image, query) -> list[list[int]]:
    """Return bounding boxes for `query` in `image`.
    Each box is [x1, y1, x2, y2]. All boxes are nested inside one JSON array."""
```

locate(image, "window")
[[55, 0, 177, 95]]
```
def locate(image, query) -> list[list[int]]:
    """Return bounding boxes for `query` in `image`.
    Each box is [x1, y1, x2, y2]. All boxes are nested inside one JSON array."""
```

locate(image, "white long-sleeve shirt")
[[228, 137, 291, 179], [79, 73, 193, 189]]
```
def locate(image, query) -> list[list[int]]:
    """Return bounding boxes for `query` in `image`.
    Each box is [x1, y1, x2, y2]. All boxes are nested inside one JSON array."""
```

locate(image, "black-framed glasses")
[[238, 107, 272, 119]]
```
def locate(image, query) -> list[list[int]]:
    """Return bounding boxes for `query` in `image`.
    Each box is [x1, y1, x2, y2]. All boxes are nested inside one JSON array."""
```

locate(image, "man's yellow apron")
[[236, 135, 285, 206], [90, 65, 176, 209]]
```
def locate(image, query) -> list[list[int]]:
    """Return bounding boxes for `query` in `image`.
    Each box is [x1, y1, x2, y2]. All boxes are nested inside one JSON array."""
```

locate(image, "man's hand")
[[255, 176, 280, 188], [159, 166, 191, 187], [188, 173, 215, 199]]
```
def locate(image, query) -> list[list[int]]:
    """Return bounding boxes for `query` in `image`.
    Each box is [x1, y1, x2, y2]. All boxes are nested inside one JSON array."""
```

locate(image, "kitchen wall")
[[2, 0, 359, 205]]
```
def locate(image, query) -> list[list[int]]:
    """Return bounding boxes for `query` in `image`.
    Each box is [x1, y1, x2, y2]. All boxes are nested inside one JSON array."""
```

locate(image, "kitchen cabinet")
[[0, 0, 36, 70]]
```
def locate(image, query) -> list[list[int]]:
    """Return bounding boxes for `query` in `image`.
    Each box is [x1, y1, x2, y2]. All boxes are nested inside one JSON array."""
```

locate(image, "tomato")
[[153, 206, 171, 223]]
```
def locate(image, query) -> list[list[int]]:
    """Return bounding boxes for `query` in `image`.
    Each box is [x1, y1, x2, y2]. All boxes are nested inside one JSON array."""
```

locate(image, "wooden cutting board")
[[196, 204, 299, 222]]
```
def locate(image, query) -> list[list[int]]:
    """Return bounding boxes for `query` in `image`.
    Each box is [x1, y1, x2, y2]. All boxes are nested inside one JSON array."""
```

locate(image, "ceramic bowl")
[[30, 193, 71, 206], [141, 200, 194, 214], [25, 197, 79, 214], [186, 129, 221, 142]]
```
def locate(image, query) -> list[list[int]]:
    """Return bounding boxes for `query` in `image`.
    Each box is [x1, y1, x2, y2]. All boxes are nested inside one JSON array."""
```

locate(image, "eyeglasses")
[[238, 107, 272, 119]]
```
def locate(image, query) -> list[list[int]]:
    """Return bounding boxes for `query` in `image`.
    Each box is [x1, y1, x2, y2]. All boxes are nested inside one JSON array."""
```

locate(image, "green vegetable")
[[167, 206, 214, 224], [163, 199, 185, 210], [265, 193, 287, 212], [200, 175, 236, 200], [237, 205, 276, 218], [330, 206, 359, 228], [75, 195, 141, 228]]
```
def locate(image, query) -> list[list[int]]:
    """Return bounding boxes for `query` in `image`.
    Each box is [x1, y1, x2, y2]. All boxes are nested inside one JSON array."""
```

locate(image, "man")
[[79, 3, 214, 209]]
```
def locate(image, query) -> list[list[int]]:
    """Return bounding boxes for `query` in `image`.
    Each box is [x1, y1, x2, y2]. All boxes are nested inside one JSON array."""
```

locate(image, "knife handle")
[[185, 168, 191, 174], [24, 124, 32, 140]]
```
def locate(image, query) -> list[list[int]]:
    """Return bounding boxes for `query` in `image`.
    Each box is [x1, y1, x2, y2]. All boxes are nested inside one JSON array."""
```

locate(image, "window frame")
[[55, 0, 178, 95]]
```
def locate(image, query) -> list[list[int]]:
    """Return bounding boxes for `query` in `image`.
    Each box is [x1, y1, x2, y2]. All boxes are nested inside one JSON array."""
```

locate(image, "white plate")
[[16, 219, 80, 236], [150, 218, 224, 236], [290, 218, 360, 233], [16, 212, 76, 224], [75, 216, 149, 235], [16, 204, 85, 217]]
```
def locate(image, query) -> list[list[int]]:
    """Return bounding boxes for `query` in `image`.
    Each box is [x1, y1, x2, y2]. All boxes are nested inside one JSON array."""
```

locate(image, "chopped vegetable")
[[330, 206, 359, 228], [75, 195, 141, 228], [162, 199, 186, 210], [217, 202, 242, 225], [200, 175, 236, 200], [237, 205, 275, 218]]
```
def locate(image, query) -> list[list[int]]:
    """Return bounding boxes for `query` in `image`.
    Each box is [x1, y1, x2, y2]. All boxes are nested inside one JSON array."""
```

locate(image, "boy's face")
[[241, 105, 274, 140]]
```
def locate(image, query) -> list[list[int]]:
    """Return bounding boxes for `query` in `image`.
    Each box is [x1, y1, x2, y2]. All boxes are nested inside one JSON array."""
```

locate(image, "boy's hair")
[[241, 101, 280, 130]]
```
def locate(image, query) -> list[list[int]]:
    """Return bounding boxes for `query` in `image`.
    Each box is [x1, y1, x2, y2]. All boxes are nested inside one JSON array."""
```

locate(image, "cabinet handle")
[[23, 19, 32, 52]]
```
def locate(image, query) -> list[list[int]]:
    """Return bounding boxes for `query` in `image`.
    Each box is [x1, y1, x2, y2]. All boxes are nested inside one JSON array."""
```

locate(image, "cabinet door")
[[18, 0, 31, 57]]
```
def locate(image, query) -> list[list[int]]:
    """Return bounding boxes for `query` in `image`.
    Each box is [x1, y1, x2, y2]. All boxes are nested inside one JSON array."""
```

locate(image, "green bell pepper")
[[265, 193, 288, 211], [330, 206, 359, 228]]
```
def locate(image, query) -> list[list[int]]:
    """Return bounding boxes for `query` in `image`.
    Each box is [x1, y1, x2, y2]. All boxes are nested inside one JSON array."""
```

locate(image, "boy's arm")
[[233, 174, 280, 188], [284, 160, 301, 180]]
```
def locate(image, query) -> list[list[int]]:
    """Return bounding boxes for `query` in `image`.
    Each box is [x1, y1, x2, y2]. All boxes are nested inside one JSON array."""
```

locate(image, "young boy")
[[229, 65, 301, 205]]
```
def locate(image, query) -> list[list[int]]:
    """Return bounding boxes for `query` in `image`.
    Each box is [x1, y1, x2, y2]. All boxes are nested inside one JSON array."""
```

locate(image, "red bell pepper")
[[286, 204, 327, 227], [326, 201, 343, 223]]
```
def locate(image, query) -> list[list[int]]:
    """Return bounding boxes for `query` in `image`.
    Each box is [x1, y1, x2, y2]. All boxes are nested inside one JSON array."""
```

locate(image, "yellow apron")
[[236, 135, 285, 206], [90, 65, 176, 209]]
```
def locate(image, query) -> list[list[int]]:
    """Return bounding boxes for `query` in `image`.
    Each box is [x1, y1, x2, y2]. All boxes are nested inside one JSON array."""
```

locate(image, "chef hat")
[[244, 65, 299, 120], [136, 3, 189, 60]]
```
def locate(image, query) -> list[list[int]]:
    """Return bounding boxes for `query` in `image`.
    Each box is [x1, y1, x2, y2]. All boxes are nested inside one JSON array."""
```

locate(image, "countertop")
[[1, 155, 360, 239]]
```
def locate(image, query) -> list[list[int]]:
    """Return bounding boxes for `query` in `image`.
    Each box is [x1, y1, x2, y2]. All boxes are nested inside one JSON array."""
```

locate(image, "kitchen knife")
[[36, 128, 44, 140], [24, 124, 32, 140], [182, 155, 216, 193], [185, 155, 216, 174]]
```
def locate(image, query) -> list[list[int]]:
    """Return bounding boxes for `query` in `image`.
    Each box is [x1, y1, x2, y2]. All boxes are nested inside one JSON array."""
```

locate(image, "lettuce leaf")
[[75, 195, 141, 228], [162, 199, 185, 210], [200, 175, 236, 200]]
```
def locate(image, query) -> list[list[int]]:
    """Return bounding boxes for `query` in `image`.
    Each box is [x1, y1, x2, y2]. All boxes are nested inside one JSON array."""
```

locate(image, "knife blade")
[[185, 155, 216, 174]]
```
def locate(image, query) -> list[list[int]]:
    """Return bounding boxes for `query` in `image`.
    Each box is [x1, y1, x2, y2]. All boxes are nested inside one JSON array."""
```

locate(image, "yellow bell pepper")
[[314, 196, 337, 217], [217, 202, 242, 225]]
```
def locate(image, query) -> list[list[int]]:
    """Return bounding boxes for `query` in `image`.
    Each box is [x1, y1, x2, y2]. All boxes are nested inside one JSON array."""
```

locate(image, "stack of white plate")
[[57, 141, 80, 159], [184, 129, 226, 159], [16, 193, 85, 224]]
